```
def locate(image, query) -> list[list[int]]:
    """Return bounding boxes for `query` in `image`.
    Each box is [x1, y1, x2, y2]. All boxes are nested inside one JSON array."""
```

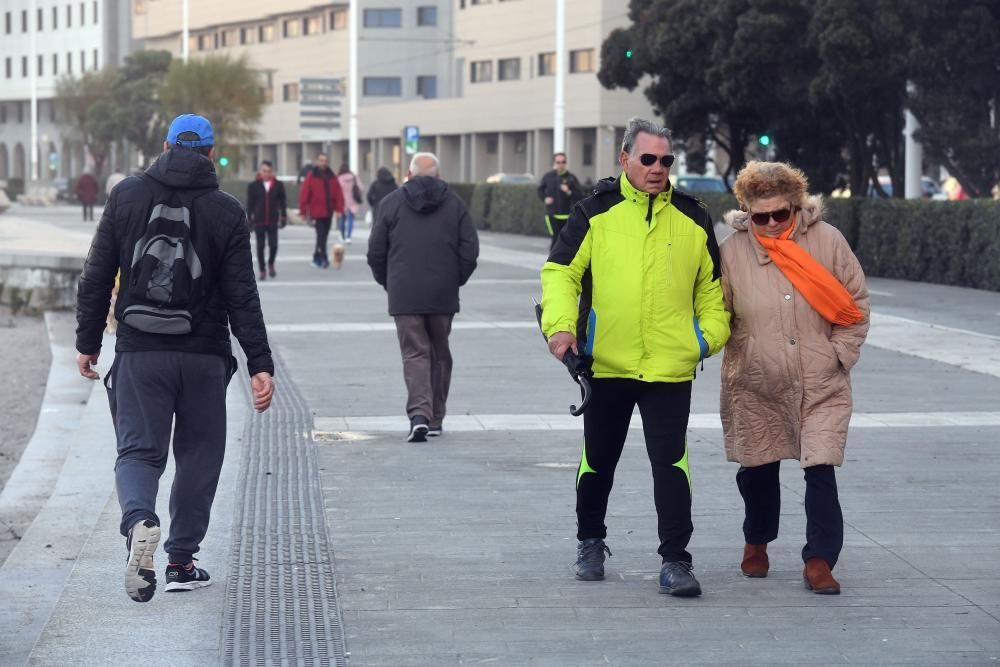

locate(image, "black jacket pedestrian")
[[246, 177, 288, 228], [75, 148, 274, 376], [367, 176, 479, 316], [537, 169, 583, 216], [366, 167, 398, 214]]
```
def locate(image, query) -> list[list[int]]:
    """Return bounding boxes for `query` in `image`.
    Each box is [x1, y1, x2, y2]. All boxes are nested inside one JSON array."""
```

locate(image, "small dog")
[[331, 242, 346, 270]]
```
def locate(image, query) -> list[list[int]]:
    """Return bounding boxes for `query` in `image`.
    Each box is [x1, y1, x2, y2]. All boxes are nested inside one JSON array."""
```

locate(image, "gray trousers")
[[393, 315, 454, 427], [105, 351, 231, 563]]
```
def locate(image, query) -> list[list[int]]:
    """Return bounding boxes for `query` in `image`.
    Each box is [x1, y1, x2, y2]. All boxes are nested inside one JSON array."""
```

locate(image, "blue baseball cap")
[[166, 113, 215, 148]]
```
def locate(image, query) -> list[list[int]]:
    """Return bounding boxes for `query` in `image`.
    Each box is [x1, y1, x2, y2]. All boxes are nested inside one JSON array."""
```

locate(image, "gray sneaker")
[[574, 538, 612, 581], [125, 519, 160, 603], [659, 561, 702, 597]]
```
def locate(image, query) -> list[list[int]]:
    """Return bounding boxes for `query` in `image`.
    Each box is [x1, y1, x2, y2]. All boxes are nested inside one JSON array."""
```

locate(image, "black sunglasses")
[[638, 153, 675, 168], [749, 206, 797, 225]]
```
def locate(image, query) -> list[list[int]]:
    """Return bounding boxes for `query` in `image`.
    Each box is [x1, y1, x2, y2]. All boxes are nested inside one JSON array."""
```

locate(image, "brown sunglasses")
[[749, 205, 797, 225]]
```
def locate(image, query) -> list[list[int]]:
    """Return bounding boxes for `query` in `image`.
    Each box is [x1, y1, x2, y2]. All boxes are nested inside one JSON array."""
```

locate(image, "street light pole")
[[348, 0, 359, 173], [904, 81, 923, 200], [29, 0, 39, 182], [553, 0, 566, 154], [181, 0, 189, 63]]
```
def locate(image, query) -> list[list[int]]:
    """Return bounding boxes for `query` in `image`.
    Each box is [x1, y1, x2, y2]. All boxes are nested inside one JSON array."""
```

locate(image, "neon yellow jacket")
[[541, 174, 730, 382]]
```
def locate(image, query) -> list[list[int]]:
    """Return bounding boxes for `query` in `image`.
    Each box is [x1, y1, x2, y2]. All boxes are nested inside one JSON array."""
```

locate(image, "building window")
[[22, 10, 27, 32], [283, 82, 299, 102], [93, 0, 98, 24], [80, 49, 85, 72], [283, 18, 300, 38], [37, 7, 43, 30], [66, 4, 71, 27], [18, 102, 24, 123], [570, 48, 595, 73], [538, 52, 555, 76], [80, 2, 85, 26], [363, 9, 402, 28], [0, 105, 6, 124], [329, 9, 347, 29], [417, 6, 437, 26], [417, 75, 437, 99], [221, 29, 238, 46], [498, 57, 520, 81], [486, 137, 498, 154], [259, 72, 274, 104], [470, 60, 492, 83], [583, 143, 594, 166], [52, 7, 58, 29], [197, 34, 211, 50], [93, 49, 98, 70], [240, 27, 257, 45], [303, 15, 320, 35], [49, 101, 57, 122], [363, 77, 402, 96], [21, 56, 28, 77], [66, 51, 72, 74], [4, 58, 10, 79], [259, 24, 275, 42], [4, 11, 10, 34], [52, 53, 58, 76], [37, 55, 43, 77]]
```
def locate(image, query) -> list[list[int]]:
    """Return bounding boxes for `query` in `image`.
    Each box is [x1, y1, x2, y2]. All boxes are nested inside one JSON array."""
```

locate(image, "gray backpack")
[[120, 191, 208, 335]]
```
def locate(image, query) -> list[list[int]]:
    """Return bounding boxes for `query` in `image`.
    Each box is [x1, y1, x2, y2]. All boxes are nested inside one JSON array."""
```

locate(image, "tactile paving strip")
[[221, 353, 348, 666]]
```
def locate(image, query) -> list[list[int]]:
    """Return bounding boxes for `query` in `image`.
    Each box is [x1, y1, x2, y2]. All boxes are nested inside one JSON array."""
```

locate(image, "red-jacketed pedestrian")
[[298, 153, 344, 269]]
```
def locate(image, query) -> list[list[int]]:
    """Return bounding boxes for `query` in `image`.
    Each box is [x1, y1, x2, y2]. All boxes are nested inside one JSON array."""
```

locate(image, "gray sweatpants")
[[105, 350, 231, 564], [393, 314, 454, 427]]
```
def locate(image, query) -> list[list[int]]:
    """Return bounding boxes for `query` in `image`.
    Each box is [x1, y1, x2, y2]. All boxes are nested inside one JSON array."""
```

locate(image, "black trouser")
[[546, 214, 569, 251], [314, 216, 333, 262], [737, 461, 844, 568], [577, 378, 694, 563], [255, 225, 278, 270], [82, 203, 94, 221], [106, 351, 231, 564]]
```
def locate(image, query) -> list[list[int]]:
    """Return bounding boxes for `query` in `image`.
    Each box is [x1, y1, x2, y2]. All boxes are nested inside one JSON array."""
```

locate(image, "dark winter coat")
[[246, 177, 288, 228], [76, 173, 99, 205], [366, 176, 479, 315], [75, 148, 274, 376], [366, 167, 398, 213], [298, 166, 344, 219], [537, 169, 583, 216]]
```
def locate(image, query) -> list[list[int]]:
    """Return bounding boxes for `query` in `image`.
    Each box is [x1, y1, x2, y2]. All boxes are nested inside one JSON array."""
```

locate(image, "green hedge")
[[454, 182, 1000, 291]]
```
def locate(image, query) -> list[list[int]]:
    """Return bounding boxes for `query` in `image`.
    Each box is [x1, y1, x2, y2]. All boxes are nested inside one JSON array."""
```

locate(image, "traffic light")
[[218, 156, 229, 167], [758, 135, 771, 147], [625, 49, 633, 59]]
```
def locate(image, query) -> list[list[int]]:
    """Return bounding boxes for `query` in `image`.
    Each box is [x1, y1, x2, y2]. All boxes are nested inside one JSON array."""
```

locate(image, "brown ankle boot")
[[741, 544, 769, 578], [803, 557, 840, 594]]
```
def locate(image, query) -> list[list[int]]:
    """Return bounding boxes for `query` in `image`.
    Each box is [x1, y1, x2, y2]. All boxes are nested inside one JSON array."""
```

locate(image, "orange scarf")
[[753, 221, 864, 326]]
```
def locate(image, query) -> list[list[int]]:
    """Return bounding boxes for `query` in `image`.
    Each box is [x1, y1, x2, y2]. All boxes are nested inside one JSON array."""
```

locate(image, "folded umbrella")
[[532, 299, 593, 416]]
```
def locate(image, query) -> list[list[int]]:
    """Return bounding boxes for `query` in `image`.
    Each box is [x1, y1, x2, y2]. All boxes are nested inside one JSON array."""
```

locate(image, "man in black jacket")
[[537, 152, 583, 250], [367, 152, 479, 442], [246, 160, 288, 280], [74, 114, 275, 603]]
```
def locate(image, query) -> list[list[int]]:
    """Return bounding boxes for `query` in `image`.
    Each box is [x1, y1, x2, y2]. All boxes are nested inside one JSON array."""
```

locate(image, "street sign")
[[300, 77, 344, 141], [404, 126, 420, 155]]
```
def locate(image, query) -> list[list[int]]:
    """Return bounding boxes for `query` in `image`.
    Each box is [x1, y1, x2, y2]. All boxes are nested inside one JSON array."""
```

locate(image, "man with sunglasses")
[[537, 152, 584, 250], [540, 117, 730, 597]]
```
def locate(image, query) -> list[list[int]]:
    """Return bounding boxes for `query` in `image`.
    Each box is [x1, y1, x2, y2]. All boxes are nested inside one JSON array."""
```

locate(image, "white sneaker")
[[125, 519, 160, 603]]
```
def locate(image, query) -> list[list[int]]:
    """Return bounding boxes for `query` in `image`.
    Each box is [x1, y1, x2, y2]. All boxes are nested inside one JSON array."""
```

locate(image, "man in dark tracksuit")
[[246, 160, 288, 280], [75, 114, 275, 603], [367, 152, 479, 443], [537, 152, 583, 250]]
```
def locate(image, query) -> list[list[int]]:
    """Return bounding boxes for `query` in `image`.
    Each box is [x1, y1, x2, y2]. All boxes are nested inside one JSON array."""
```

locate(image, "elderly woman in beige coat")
[[719, 161, 869, 595]]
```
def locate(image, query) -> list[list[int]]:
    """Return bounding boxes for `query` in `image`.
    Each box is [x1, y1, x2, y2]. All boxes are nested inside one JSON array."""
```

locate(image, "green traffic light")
[[219, 157, 229, 167], [758, 135, 771, 146], [625, 50, 633, 59]]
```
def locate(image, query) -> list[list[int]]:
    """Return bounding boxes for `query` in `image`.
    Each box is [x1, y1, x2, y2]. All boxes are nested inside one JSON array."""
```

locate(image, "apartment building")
[[0, 0, 131, 181]]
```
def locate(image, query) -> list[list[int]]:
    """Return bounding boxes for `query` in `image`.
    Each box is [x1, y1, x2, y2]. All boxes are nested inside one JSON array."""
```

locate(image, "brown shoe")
[[741, 543, 769, 578], [803, 557, 840, 594]]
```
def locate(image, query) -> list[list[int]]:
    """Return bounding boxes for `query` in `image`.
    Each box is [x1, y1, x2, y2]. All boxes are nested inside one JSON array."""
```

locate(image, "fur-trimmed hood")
[[723, 194, 825, 233]]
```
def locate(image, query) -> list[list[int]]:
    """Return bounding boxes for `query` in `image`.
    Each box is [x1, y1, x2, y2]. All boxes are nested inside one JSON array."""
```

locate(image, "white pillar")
[[553, 0, 566, 153], [348, 0, 359, 173], [29, 0, 39, 182], [181, 0, 189, 63], [904, 82, 923, 200]]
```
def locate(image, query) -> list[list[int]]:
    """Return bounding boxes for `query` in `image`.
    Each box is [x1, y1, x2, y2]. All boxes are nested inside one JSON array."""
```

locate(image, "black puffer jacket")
[[366, 167, 398, 213], [75, 148, 274, 376], [366, 176, 479, 315]]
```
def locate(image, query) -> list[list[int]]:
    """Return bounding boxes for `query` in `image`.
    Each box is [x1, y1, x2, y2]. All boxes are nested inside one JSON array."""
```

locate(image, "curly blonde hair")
[[732, 161, 809, 210]]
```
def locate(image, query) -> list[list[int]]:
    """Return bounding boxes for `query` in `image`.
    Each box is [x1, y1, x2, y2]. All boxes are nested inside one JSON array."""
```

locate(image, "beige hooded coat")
[[719, 196, 870, 468]]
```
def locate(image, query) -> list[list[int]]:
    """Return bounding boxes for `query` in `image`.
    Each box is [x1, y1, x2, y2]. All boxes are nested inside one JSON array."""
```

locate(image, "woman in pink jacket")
[[719, 161, 870, 595], [337, 163, 364, 245]]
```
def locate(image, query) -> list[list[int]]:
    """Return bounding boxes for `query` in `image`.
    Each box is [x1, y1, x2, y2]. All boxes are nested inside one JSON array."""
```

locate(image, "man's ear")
[[618, 151, 629, 170], [208, 147, 216, 160], [406, 170, 413, 180], [163, 142, 170, 152]]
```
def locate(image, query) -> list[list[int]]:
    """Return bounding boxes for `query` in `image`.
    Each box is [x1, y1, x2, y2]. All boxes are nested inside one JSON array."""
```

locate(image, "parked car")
[[53, 177, 76, 202], [868, 176, 946, 200], [485, 172, 535, 184], [673, 175, 728, 193]]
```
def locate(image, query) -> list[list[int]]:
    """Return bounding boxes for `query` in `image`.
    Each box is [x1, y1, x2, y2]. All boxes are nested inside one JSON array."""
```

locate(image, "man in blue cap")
[[74, 113, 276, 602]]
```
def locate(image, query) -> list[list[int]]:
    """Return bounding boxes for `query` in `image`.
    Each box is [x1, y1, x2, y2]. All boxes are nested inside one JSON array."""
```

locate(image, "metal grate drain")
[[221, 351, 348, 666]]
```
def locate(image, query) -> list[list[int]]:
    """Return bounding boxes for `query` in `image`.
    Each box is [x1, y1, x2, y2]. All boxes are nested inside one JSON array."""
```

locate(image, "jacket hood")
[[312, 165, 334, 177], [724, 194, 825, 233], [376, 167, 396, 184], [401, 175, 449, 213], [145, 148, 218, 190]]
